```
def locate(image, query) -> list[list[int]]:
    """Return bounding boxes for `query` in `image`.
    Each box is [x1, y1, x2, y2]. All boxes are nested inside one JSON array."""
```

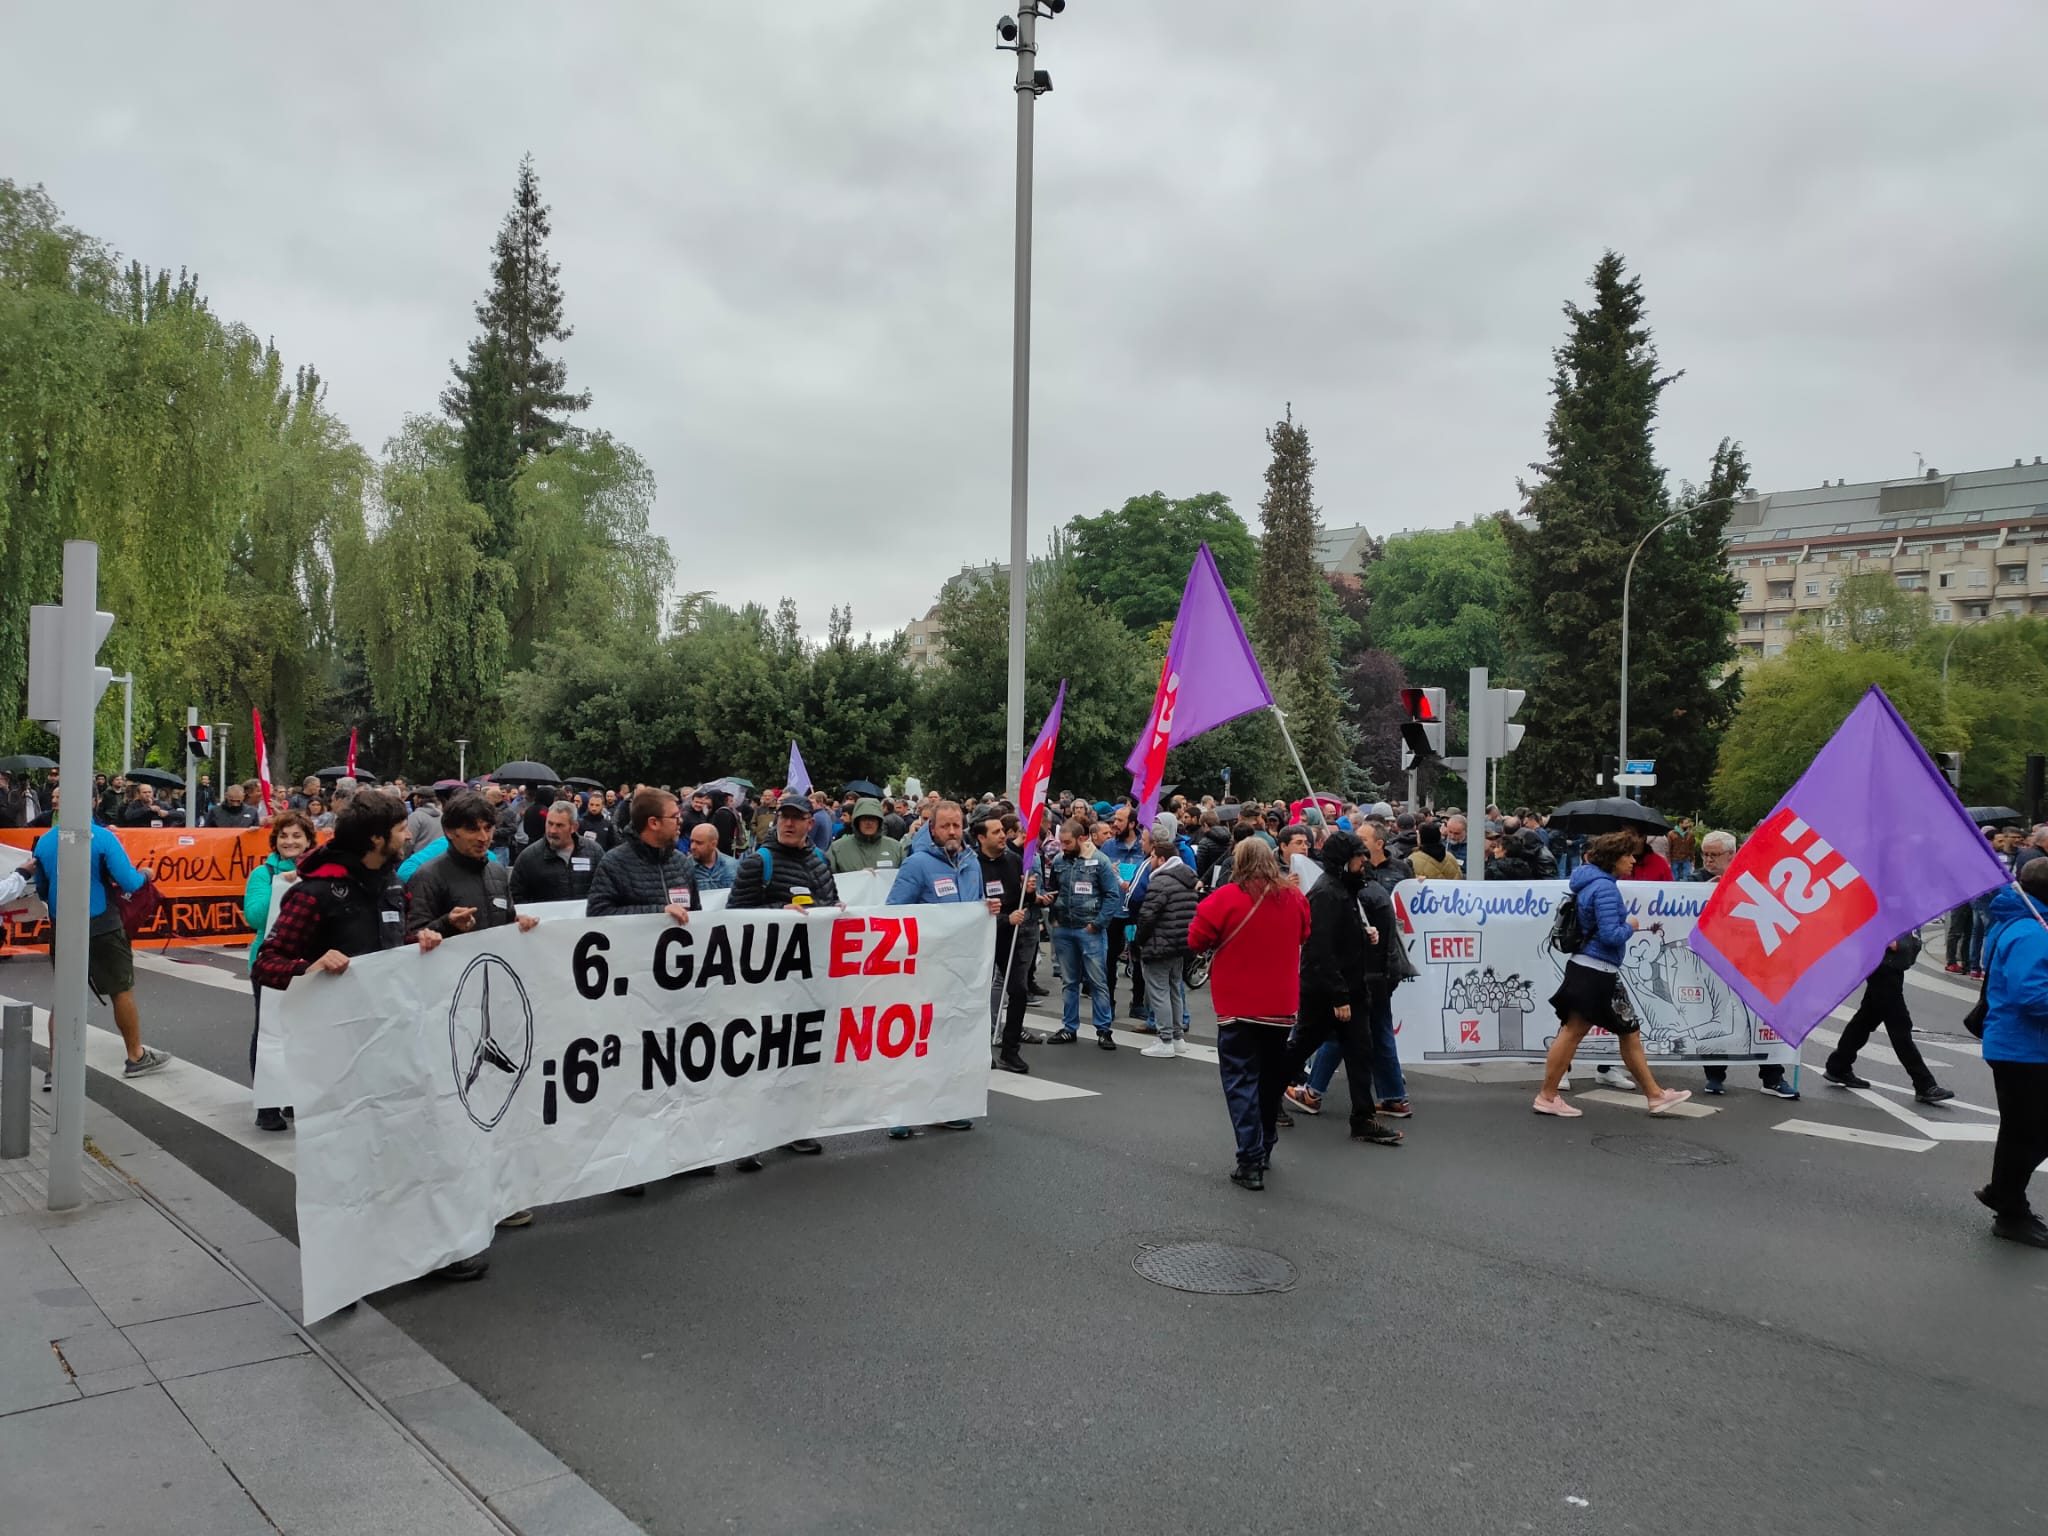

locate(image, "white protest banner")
[[1389, 879, 1796, 1069], [285, 904, 991, 1321]]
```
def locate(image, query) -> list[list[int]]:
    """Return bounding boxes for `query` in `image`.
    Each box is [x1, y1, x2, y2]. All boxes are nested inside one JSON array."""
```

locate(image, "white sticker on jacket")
[[934, 877, 958, 898]]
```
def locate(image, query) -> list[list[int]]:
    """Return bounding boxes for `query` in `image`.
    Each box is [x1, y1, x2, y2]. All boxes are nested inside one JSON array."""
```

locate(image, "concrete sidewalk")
[[0, 1085, 639, 1536]]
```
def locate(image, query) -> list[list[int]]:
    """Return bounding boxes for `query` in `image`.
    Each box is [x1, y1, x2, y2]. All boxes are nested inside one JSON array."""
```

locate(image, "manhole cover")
[[1592, 1133, 1732, 1167], [1132, 1242, 1298, 1295]]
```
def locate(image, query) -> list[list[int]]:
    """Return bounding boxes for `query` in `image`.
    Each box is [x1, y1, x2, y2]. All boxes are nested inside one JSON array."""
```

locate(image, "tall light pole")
[[456, 738, 470, 782], [110, 672, 134, 775], [1941, 613, 1992, 709], [998, 2, 1062, 791], [1618, 496, 1737, 794]]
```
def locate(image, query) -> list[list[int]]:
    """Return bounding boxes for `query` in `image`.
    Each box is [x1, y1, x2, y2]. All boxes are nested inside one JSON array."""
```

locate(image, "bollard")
[[0, 1002, 30, 1159]]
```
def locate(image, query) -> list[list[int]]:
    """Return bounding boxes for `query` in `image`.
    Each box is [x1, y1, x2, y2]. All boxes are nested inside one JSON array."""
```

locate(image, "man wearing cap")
[[729, 796, 840, 912]]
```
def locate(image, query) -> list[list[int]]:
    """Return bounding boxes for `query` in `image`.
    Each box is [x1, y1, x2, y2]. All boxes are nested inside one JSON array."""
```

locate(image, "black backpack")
[[1548, 888, 1586, 955]]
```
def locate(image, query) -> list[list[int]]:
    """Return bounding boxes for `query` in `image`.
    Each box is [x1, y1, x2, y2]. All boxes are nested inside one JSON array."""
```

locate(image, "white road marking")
[[1578, 1089, 1717, 1119], [1774, 1120, 1935, 1152], [1801, 1025, 1997, 1115], [987, 1068, 1099, 1102], [132, 948, 248, 992], [0, 994, 294, 1172], [1903, 967, 1980, 1003]]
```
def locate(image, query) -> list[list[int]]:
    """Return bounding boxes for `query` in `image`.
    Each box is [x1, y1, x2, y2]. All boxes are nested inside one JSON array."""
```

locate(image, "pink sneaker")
[[1647, 1089, 1693, 1115], [1532, 1094, 1583, 1118]]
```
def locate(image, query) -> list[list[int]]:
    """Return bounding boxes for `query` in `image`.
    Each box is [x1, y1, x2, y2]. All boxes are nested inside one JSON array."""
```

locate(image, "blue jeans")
[[1052, 926, 1113, 1035], [1305, 990, 1407, 1103], [1672, 860, 1694, 883], [1970, 892, 1997, 971]]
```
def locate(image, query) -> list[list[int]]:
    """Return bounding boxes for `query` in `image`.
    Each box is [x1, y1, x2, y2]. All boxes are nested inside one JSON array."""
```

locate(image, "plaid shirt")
[[251, 882, 324, 991]]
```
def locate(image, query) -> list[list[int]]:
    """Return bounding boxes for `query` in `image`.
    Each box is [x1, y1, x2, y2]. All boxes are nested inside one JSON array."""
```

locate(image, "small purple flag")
[[1125, 543, 1275, 823], [1017, 682, 1066, 874], [1689, 687, 2009, 1046], [786, 740, 811, 798]]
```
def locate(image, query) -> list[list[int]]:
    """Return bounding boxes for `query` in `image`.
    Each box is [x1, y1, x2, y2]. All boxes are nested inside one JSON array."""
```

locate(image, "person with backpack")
[[1975, 858, 2048, 1247], [1533, 831, 1690, 1118]]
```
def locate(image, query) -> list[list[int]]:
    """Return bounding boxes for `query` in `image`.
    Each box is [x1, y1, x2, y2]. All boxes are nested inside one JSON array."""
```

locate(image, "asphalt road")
[[7, 933, 2046, 1535]]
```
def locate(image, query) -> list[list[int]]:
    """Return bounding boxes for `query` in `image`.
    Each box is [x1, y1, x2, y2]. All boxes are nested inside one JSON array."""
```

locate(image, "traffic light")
[[1488, 687, 1527, 756], [186, 723, 212, 762], [27, 601, 114, 732], [1398, 686, 1446, 767], [1939, 751, 1962, 790]]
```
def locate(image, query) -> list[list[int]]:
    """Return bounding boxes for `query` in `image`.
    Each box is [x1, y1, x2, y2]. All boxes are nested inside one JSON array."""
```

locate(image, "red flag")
[[346, 728, 357, 777], [252, 709, 273, 816], [1016, 682, 1067, 872]]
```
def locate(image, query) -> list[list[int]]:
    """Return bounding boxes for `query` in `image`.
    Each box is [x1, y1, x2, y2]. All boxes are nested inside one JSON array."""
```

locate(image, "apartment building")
[[1728, 458, 2048, 659]]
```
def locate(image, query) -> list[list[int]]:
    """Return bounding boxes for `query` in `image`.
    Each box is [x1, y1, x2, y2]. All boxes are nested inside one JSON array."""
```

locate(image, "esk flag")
[[1125, 543, 1274, 822], [1017, 681, 1066, 872], [787, 740, 812, 798], [1688, 686, 2009, 1045]]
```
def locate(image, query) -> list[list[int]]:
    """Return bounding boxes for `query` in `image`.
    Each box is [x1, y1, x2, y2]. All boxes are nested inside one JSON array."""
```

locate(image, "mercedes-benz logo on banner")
[[448, 953, 534, 1131]]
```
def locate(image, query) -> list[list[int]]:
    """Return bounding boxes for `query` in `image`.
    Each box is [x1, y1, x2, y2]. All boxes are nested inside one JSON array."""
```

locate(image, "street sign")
[[1615, 771, 1657, 787], [1625, 759, 1655, 774]]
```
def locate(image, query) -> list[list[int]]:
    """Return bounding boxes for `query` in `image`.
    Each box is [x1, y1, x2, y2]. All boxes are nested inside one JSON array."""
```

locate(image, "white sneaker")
[[1141, 1041, 1176, 1059], [1173, 1039, 1189, 1056], [1596, 1064, 1637, 1091]]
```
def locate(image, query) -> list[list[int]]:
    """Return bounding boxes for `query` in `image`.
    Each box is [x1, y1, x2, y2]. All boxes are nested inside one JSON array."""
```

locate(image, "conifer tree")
[[1253, 407, 1347, 790]]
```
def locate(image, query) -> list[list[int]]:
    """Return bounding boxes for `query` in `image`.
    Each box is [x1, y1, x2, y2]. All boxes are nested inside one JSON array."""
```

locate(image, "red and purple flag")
[[346, 727, 357, 778], [1017, 681, 1066, 873], [252, 708, 272, 816], [1689, 686, 2009, 1045], [1125, 544, 1274, 823]]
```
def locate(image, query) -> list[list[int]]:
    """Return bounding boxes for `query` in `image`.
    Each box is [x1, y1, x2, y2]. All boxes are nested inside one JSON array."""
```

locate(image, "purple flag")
[[1689, 687, 2009, 1046], [1125, 543, 1275, 822], [786, 740, 811, 798], [1017, 682, 1066, 873]]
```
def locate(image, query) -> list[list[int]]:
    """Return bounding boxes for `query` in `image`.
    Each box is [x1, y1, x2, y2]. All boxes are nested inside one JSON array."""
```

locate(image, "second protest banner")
[[286, 903, 993, 1320], [1389, 879, 1796, 1070]]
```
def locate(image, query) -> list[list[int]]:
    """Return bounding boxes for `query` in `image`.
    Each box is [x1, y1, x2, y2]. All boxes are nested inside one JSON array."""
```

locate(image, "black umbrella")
[[310, 765, 381, 783], [0, 754, 56, 774], [1966, 805, 2026, 826], [125, 767, 185, 789], [492, 760, 558, 784], [843, 779, 884, 798], [1547, 797, 1671, 835], [563, 775, 606, 791]]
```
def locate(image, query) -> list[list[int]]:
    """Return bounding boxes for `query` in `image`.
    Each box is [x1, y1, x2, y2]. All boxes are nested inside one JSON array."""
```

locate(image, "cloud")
[[4, 0, 2043, 632]]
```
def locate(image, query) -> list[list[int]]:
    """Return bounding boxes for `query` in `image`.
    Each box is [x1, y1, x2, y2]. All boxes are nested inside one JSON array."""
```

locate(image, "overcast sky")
[[6, 2, 2044, 635]]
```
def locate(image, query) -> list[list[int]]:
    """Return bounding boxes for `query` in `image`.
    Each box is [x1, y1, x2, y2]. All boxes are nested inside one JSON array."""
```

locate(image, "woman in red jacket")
[[1188, 837, 1314, 1191]]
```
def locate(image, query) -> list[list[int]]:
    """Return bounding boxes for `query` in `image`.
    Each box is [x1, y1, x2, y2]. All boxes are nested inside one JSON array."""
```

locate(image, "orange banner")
[[1, 826, 274, 952]]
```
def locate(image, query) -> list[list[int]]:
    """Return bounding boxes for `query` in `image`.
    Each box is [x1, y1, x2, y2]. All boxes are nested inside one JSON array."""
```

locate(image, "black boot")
[[995, 1052, 1030, 1074], [255, 1107, 288, 1132]]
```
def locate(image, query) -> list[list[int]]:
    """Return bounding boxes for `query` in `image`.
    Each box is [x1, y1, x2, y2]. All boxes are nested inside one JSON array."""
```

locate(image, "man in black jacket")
[[1282, 831, 1403, 1146], [511, 801, 603, 905], [728, 798, 839, 910], [405, 792, 538, 946], [586, 788, 699, 920], [975, 812, 1035, 1074]]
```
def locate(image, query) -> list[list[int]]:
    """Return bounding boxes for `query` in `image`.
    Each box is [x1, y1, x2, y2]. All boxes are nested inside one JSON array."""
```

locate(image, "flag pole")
[[1268, 704, 1320, 804]]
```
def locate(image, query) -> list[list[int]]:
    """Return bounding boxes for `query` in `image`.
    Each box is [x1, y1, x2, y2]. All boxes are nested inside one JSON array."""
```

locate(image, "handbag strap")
[[1214, 888, 1268, 956]]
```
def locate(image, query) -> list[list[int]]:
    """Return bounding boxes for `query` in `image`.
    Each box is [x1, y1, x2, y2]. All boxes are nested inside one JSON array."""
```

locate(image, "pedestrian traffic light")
[[27, 601, 114, 732], [186, 723, 211, 762], [1488, 688, 1527, 756], [1940, 751, 1963, 790], [1398, 687, 1446, 766]]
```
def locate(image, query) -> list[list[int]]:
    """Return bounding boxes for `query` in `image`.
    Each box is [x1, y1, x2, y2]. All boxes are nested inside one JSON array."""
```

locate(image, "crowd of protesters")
[[14, 760, 2047, 1259]]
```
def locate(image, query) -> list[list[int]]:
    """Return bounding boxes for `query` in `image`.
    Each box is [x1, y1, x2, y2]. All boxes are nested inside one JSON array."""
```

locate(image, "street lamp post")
[[1941, 613, 1991, 709], [1618, 497, 1737, 795], [998, 2, 1062, 792], [110, 672, 134, 775], [456, 738, 469, 783]]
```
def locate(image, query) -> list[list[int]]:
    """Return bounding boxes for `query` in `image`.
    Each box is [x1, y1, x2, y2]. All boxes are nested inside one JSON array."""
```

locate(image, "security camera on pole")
[[25, 541, 115, 1211]]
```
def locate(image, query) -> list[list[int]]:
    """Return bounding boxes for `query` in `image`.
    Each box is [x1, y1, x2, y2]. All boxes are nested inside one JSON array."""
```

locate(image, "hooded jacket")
[[828, 798, 905, 873], [250, 847, 405, 989], [1982, 884, 2048, 1064], [1132, 857, 1200, 960], [1300, 832, 1395, 997], [1567, 861, 1631, 967]]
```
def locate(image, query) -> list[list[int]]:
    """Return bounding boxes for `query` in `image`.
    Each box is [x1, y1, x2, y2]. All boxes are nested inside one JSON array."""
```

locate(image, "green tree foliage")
[[1712, 635, 1960, 826], [1365, 518, 1516, 693], [1067, 491, 1256, 630], [1934, 620, 2048, 808], [1505, 252, 1741, 806], [1806, 569, 1934, 653], [1252, 407, 1347, 790]]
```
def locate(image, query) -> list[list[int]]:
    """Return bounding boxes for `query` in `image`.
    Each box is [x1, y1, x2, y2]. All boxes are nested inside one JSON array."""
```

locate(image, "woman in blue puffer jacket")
[[1976, 860, 2048, 1247], [1533, 831, 1691, 1118]]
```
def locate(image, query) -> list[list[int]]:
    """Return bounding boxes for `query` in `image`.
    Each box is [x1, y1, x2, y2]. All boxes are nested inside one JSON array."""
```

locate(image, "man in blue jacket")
[[1046, 817, 1126, 1049], [886, 798, 987, 1136], [1978, 858, 2048, 1247], [32, 820, 168, 1078]]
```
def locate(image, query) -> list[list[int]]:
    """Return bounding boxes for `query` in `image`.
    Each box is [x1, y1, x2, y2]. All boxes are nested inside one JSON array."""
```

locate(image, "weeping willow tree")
[[338, 417, 512, 770]]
